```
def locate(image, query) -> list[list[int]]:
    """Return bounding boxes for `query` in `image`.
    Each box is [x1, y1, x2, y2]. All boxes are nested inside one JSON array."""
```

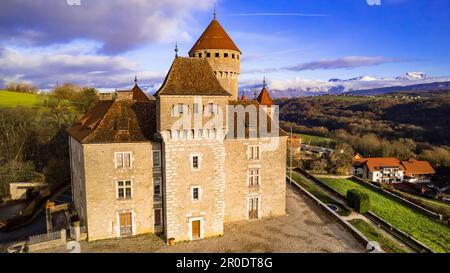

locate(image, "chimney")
[[116, 90, 133, 101]]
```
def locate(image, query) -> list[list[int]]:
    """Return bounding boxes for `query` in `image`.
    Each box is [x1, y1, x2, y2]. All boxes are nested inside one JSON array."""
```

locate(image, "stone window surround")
[[247, 168, 261, 186], [246, 195, 261, 220], [116, 209, 135, 238], [247, 145, 261, 160], [152, 150, 161, 168], [115, 179, 133, 200], [153, 177, 161, 197], [114, 151, 133, 169], [154, 208, 163, 227], [190, 185, 202, 202], [190, 153, 202, 171], [188, 216, 204, 240]]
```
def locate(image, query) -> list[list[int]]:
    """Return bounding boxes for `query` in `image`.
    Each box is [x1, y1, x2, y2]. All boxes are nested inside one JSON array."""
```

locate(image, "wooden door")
[[192, 220, 200, 239], [119, 212, 132, 236], [249, 197, 259, 219]]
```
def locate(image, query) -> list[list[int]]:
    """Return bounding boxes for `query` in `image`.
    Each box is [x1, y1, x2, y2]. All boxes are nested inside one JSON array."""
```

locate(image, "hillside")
[[277, 94, 450, 147], [0, 90, 41, 107]]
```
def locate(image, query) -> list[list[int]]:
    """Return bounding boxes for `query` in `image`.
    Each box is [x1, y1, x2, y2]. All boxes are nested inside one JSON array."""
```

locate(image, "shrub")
[[347, 189, 371, 213]]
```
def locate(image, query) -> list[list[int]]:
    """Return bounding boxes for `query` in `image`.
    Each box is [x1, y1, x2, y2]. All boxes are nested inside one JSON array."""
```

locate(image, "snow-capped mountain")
[[396, 72, 427, 81], [328, 75, 378, 83]]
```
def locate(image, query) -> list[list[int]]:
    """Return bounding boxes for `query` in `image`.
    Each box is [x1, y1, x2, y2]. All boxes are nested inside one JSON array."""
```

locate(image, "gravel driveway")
[[36, 185, 365, 253]]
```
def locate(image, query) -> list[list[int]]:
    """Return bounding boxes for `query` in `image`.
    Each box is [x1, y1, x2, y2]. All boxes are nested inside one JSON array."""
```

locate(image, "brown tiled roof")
[[131, 84, 154, 101], [363, 158, 403, 172], [154, 57, 231, 96], [189, 19, 240, 53], [67, 99, 157, 143], [402, 159, 435, 175], [226, 100, 287, 138], [257, 87, 273, 106]]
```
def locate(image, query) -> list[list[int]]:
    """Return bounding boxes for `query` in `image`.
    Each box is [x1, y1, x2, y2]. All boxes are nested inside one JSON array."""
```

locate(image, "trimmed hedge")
[[347, 189, 370, 213]]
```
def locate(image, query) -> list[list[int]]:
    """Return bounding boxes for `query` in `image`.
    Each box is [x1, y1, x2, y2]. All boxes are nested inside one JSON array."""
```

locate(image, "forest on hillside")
[[278, 94, 450, 170]]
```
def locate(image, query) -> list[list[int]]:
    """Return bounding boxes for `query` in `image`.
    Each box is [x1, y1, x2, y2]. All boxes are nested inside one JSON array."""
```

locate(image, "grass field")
[[294, 133, 332, 145], [319, 178, 450, 253], [289, 172, 351, 216], [349, 219, 410, 253], [0, 90, 40, 107]]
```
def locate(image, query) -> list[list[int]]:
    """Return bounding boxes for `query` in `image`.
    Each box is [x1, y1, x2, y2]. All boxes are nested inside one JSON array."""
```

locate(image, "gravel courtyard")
[[37, 185, 365, 253]]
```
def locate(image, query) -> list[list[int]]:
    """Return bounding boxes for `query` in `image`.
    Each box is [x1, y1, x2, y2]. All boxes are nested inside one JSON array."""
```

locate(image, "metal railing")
[[28, 230, 61, 245]]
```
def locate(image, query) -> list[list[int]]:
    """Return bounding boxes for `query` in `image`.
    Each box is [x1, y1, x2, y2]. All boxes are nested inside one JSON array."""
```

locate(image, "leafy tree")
[[0, 160, 36, 197]]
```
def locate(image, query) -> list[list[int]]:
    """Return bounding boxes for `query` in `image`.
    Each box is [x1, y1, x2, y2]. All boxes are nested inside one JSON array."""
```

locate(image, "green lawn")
[[349, 219, 411, 253], [294, 133, 332, 145], [319, 177, 450, 253], [0, 90, 41, 107], [289, 172, 351, 216]]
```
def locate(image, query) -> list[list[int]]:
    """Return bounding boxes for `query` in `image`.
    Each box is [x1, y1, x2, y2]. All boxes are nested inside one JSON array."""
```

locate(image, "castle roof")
[[189, 18, 240, 54], [154, 57, 231, 97], [67, 86, 157, 143], [257, 87, 273, 106]]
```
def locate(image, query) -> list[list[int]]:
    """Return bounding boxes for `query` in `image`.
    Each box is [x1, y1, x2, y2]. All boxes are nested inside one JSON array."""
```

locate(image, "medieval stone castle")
[[67, 17, 287, 242]]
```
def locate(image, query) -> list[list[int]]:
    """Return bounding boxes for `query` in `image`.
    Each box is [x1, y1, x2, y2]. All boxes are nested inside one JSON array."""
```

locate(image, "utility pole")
[[289, 126, 293, 184]]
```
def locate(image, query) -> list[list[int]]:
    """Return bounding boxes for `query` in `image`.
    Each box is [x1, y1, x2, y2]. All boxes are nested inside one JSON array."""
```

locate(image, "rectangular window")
[[224, 53, 229, 58], [117, 180, 132, 200], [153, 150, 161, 167], [215, 52, 220, 58], [206, 52, 211, 58], [248, 169, 260, 186], [177, 103, 184, 114], [192, 156, 199, 169], [183, 130, 189, 139], [207, 103, 217, 114], [193, 103, 200, 114], [192, 187, 200, 201], [232, 54, 235, 59], [248, 145, 260, 160], [153, 178, 161, 197], [154, 209, 162, 226], [116, 152, 132, 168], [198, 53, 202, 58]]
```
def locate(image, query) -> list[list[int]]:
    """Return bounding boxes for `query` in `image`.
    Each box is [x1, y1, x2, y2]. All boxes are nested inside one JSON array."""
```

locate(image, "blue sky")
[[1, 0, 449, 94]]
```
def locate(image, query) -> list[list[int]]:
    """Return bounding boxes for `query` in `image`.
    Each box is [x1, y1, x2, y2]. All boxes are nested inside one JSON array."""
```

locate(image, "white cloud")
[[0, 45, 165, 90], [0, 0, 216, 54]]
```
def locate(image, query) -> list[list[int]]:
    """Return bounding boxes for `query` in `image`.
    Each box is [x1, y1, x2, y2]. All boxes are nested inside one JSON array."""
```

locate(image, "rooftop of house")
[[189, 18, 241, 54], [402, 159, 435, 175], [353, 156, 435, 175], [154, 57, 231, 97]]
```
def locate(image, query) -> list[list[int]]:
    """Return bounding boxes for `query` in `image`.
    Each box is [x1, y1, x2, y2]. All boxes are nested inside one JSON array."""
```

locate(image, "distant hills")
[[346, 81, 450, 96], [257, 72, 450, 98]]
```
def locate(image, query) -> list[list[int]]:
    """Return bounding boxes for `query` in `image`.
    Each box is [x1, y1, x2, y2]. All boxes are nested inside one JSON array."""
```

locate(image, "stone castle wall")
[[81, 141, 160, 241]]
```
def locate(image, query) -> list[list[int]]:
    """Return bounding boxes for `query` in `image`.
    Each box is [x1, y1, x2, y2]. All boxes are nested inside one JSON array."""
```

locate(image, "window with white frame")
[[153, 177, 161, 197], [248, 169, 260, 186], [115, 152, 132, 169], [117, 180, 132, 199], [248, 145, 260, 160], [191, 186, 201, 201], [191, 154, 202, 171], [152, 150, 161, 167]]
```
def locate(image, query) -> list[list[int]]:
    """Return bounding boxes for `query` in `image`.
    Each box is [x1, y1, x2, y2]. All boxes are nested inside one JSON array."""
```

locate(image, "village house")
[[352, 154, 435, 184], [66, 16, 287, 242]]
